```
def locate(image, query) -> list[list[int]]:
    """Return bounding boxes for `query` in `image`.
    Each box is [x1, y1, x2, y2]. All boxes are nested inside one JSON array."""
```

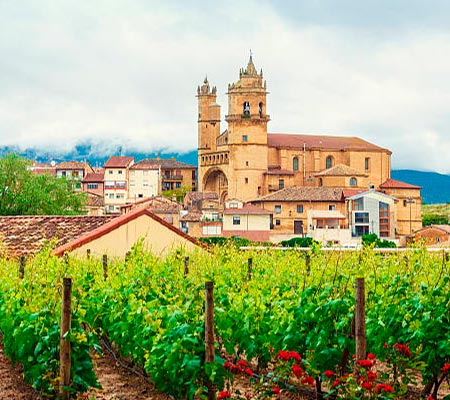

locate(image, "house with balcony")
[[137, 158, 196, 192], [104, 156, 134, 214], [82, 170, 104, 197], [56, 161, 94, 191]]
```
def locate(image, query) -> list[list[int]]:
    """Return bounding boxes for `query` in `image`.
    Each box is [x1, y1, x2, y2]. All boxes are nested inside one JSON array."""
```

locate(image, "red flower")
[[245, 394, 251, 400], [375, 384, 394, 394], [361, 381, 373, 390], [324, 370, 335, 378], [269, 347, 274, 352], [384, 342, 389, 348], [301, 375, 315, 386], [238, 359, 248, 367], [272, 386, 281, 394], [356, 359, 373, 368], [442, 363, 450, 374], [224, 361, 233, 370], [292, 364, 303, 378], [332, 378, 341, 388], [289, 351, 301, 361], [367, 371, 377, 381], [393, 343, 412, 358], [218, 391, 231, 400], [427, 396, 435, 400], [277, 350, 291, 361], [367, 353, 376, 360], [244, 367, 254, 377]]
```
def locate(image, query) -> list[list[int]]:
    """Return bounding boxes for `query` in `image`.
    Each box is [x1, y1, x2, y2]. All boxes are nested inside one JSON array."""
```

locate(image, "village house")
[[55, 161, 94, 191], [104, 156, 135, 214]]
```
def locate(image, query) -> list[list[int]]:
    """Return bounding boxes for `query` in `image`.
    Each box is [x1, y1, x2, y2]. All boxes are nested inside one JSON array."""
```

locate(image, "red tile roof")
[[180, 210, 203, 222], [86, 192, 105, 207], [342, 189, 363, 198], [129, 163, 160, 170], [268, 133, 391, 153], [0, 215, 116, 257], [223, 204, 272, 215], [104, 156, 134, 168], [264, 167, 295, 176], [251, 187, 345, 202], [137, 158, 195, 169], [56, 161, 91, 170], [53, 207, 201, 256], [379, 178, 421, 189], [82, 172, 104, 182]]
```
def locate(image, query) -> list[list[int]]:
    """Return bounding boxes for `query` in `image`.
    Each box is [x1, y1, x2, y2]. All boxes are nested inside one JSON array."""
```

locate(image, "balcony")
[[162, 175, 183, 182]]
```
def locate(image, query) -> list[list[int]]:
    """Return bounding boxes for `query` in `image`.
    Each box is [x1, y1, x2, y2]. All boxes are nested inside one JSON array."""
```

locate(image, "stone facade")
[[198, 56, 392, 203]]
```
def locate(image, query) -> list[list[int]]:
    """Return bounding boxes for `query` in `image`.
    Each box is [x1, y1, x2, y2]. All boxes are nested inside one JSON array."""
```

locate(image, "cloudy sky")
[[1, 1, 450, 173]]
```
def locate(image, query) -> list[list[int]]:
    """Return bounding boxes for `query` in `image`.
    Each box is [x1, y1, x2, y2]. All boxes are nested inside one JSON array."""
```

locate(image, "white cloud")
[[0, 1, 449, 173]]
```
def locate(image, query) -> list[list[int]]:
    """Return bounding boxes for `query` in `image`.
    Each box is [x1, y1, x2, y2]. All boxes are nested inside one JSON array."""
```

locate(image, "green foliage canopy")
[[0, 154, 87, 215]]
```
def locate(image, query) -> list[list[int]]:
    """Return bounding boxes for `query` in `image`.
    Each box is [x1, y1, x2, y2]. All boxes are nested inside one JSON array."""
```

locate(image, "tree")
[[0, 154, 87, 215]]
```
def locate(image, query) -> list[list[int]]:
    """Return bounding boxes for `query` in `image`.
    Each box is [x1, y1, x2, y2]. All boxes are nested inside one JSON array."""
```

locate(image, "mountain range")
[[1, 144, 448, 205]]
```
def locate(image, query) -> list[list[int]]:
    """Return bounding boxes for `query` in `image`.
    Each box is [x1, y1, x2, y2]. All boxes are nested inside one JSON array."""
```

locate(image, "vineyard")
[[0, 241, 449, 399]]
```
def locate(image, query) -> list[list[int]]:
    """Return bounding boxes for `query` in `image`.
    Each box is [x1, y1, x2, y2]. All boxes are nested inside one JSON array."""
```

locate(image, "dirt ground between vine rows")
[[1, 339, 448, 400]]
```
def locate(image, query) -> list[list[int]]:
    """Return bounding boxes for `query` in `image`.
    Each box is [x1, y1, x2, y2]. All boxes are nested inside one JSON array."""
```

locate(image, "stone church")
[[197, 56, 421, 237]]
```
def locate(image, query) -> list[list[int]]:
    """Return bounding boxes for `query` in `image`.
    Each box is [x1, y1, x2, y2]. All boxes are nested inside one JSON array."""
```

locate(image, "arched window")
[[350, 177, 357, 187], [243, 101, 250, 115], [259, 102, 263, 116], [293, 157, 299, 171], [326, 156, 334, 169]]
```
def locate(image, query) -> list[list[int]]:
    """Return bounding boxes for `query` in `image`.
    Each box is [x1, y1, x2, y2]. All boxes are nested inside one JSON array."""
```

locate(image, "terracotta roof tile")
[[129, 163, 160, 170], [137, 158, 195, 169], [0, 215, 116, 257], [180, 210, 203, 222], [224, 204, 272, 215], [184, 191, 219, 203], [379, 178, 421, 189], [104, 156, 134, 168], [251, 187, 344, 202], [267, 133, 391, 153], [315, 164, 368, 177], [264, 167, 295, 176], [82, 172, 104, 182], [86, 192, 105, 207], [56, 161, 90, 170]]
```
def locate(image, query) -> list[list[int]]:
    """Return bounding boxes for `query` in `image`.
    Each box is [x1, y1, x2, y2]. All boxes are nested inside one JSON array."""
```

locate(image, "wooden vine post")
[[102, 254, 108, 280], [247, 257, 253, 281], [184, 256, 189, 278], [355, 278, 366, 377], [19, 255, 26, 279], [205, 281, 215, 400], [60, 278, 72, 400], [306, 254, 311, 275]]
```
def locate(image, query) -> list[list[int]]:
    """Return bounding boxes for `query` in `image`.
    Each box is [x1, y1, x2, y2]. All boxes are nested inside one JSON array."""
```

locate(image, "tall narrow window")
[[350, 177, 357, 187], [293, 157, 299, 171], [279, 179, 284, 189], [243, 101, 250, 115], [365, 157, 370, 171], [326, 156, 334, 169], [259, 102, 263, 116]]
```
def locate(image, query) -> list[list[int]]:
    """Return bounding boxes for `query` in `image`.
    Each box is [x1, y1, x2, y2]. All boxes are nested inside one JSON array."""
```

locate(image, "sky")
[[1, 1, 450, 173]]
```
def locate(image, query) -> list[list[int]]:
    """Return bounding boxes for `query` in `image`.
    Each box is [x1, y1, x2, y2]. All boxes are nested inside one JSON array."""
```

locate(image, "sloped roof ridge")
[[250, 186, 344, 202], [379, 178, 421, 189], [53, 207, 201, 256], [315, 164, 368, 177]]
